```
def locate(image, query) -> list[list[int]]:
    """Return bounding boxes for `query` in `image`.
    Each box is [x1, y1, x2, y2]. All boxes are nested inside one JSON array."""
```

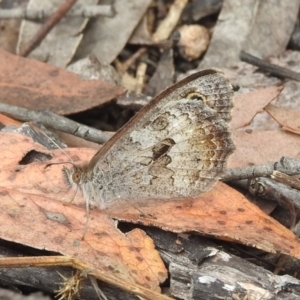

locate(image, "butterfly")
[[63, 69, 234, 211]]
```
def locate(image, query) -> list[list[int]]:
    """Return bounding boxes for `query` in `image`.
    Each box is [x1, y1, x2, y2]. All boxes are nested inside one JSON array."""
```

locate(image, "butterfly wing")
[[87, 69, 234, 207]]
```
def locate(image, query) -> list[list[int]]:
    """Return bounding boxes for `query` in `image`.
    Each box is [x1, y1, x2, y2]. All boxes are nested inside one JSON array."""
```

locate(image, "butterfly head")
[[62, 163, 105, 209], [63, 164, 89, 189]]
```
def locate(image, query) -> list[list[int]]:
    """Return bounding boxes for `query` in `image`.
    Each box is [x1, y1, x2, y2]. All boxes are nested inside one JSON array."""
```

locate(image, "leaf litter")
[[1, 1, 300, 298], [1, 131, 300, 279], [0, 132, 167, 292]]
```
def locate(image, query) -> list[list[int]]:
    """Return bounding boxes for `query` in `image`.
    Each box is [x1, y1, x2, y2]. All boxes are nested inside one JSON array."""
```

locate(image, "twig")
[[248, 177, 297, 229], [0, 256, 173, 300], [117, 47, 147, 74], [224, 156, 300, 229], [240, 51, 300, 82], [0, 103, 111, 144], [89, 276, 108, 300], [272, 170, 300, 190], [152, 0, 189, 42], [19, 0, 77, 57], [222, 157, 300, 181], [135, 61, 147, 94], [0, 5, 114, 20], [229, 173, 300, 230]]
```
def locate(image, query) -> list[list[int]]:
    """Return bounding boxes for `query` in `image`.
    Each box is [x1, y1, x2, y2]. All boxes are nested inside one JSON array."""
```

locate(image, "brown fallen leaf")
[[0, 190, 167, 292], [231, 86, 283, 129], [109, 184, 300, 258], [0, 49, 125, 115], [229, 130, 300, 168], [17, 0, 98, 68], [77, 0, 152, 64], [265, 103, 300, 135], [200, 0, 299, 68], [0, 132, 167, 292], [1, 132, 300, 262], [0, 113, 21, 127], [227, 86, 300, 168]]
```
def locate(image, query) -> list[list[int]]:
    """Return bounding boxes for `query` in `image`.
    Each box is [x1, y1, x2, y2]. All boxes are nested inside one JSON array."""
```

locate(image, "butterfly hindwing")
[[84, 70, 234, 207]]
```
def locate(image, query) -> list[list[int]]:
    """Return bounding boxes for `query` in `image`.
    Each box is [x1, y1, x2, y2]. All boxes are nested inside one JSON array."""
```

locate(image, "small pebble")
[[177, 25, 210, 61]]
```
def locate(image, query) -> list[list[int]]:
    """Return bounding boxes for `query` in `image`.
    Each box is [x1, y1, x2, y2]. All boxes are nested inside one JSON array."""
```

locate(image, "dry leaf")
[[229, 130, 300, 168], [110, 183, 300, 258], [265, 104, 300, 135], [17, 0, 98, 68], [231, 86, 283, 129], [144, 48, 174, 97], [0, 49, 125, 115], [0, 133, 167, 291], [242, 1, 300, 58], [1, 132, 300, 262], [76, 0, 152, 64], [0, 113, 22, 127], [200, 0, 300, 68], [227, 86, 300, 168]]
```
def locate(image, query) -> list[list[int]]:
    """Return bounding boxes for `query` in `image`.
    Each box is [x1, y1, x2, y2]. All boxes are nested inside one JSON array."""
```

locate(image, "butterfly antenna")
[[29, 123, 91, 237], [28, 123, 74, 163]]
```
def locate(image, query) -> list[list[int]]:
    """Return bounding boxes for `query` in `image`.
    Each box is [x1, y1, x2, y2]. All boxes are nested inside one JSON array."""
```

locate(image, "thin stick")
[[19, 0, 77, 57], [152, 0, 189, 42], [89, 275, 108, 300], [240, 51, 300, 82], [221, 156, 300, 182], [135, 62, 147, 94], [0, 256, 173, 300], [0, 103, 111, 144], [117, 47, 147, 74], [0, 5, 114, 20]]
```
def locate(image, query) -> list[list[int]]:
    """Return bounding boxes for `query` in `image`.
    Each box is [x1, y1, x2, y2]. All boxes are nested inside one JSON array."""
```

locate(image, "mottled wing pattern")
[[81, 69, 234, 208]]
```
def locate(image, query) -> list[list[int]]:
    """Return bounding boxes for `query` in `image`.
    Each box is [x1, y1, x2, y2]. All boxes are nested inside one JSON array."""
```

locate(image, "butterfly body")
[[64, 69, 234, 209]]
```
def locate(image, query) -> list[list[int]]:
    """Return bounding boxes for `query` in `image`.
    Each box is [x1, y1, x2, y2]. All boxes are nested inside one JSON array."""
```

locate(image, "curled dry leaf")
[[0, 133, 167, 291], [1, 132, 300, 263]]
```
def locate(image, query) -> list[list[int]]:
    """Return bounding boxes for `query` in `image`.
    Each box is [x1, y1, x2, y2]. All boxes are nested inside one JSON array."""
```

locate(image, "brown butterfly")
[[63, 69, 234, 211]]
